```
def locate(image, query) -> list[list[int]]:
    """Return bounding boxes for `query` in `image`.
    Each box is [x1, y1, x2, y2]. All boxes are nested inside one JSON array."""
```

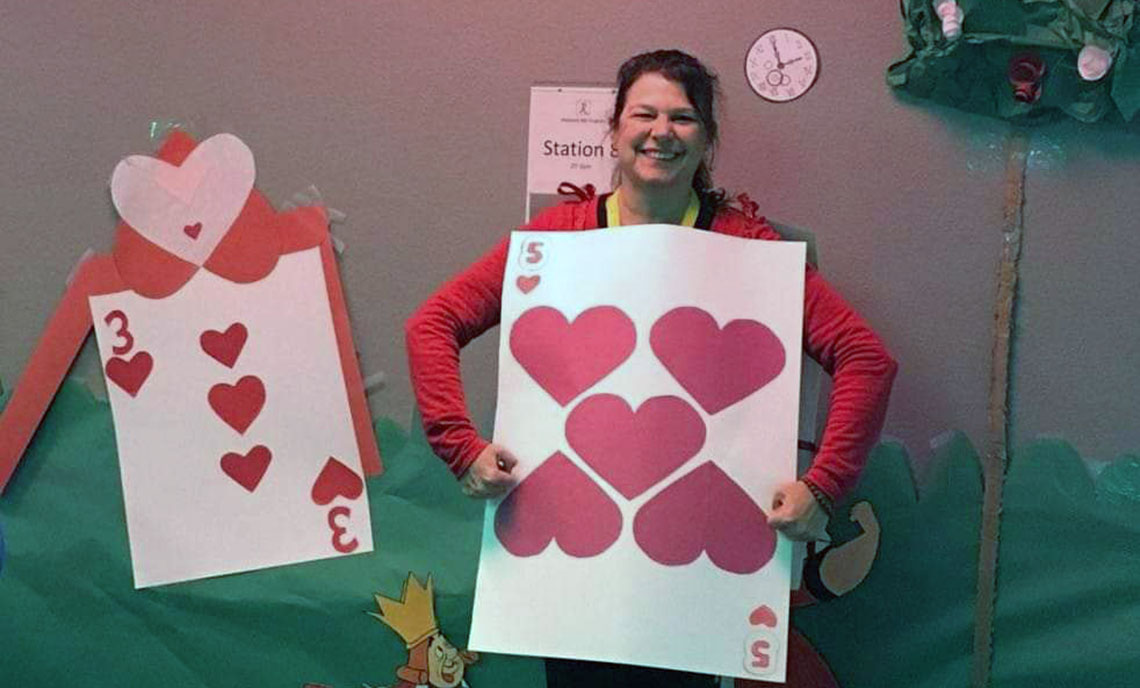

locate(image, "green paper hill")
[[0, 380, 543, 687], [5, 381, 1140, 686], [796, 432, 1140, 687]]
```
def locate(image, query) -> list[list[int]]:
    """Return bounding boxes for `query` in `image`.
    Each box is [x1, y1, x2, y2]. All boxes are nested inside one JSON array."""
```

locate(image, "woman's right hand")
[[459, 443, 519, 498]]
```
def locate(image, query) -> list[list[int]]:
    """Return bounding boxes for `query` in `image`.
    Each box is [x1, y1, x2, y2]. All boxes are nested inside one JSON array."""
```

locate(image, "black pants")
[[545, 657, 718, 687]]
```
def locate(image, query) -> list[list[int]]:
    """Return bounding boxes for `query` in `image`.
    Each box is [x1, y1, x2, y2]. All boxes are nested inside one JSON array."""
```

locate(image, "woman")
[[406, 50, 897, 687]]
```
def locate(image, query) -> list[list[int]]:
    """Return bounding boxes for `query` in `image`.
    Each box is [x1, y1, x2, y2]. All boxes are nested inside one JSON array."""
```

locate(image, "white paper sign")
[[89, 247, 373, 587], [526, 86, 618, 219], [471, 226, 805, 681]]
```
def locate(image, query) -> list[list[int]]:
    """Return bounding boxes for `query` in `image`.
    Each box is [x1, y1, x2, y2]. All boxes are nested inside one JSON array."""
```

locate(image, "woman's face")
[[613, 72, 708, 193]]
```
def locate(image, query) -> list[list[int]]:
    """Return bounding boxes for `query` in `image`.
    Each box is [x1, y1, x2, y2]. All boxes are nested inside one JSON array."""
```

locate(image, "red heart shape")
[[104, 351, 154, 397], [495, 452, 621, 558], [200, 323, 248, 368], [634, 461, 776, 574], [208, 375, 265, 434], [183, 222, 203, 239], [650, 307, 786, 414], [516, 275, 540, 294], [310, 457, 364, 506], [749, 605, 778, 628], [510, 306, 635, 406], [566, 394, 706, 499], [220, 445, 272, 492]]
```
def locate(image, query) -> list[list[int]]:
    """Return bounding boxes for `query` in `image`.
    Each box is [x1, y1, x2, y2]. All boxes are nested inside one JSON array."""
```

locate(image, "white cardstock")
[[89, 247, 373, 587], [471, 226, 805, 681]]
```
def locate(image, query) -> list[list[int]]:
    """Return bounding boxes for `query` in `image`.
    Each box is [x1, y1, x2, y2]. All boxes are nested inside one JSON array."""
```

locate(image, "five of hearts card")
[[470, 225, 806, 681]]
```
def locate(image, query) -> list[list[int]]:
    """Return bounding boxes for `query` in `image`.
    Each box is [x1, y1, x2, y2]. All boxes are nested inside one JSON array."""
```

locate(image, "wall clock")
[[745, 28, 821, 103]]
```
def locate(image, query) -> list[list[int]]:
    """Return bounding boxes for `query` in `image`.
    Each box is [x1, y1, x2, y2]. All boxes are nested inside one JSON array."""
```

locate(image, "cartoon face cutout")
[[426, 634, 465, 688]]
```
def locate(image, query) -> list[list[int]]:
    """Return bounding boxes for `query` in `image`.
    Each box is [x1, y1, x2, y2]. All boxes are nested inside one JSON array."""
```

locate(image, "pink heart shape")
[[510, 306, 635, 406], [650, 307, 786, 415], [220, 445, 272, 492], [110, 133, 255, 267], [516, 274, 540, 294], [566, 394, 706, 499], [634, 461, 776, 574], [495, 452, 622, 558], [749, 605, 778, 628]]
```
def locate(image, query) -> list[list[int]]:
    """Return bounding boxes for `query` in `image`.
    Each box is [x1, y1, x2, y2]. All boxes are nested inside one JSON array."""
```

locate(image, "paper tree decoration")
[[889, 0, 1140, 122], [0, 132, 381, 586]]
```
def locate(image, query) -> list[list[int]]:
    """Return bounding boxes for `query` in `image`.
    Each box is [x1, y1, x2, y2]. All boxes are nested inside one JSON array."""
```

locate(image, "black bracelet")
[[801, 477, 835, 518]]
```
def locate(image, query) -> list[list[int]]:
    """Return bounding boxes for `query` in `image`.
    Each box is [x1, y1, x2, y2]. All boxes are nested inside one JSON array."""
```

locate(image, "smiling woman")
[[405, 49, 897, 688], [608, 51, 720, 224], [610, 73, 707, 208]]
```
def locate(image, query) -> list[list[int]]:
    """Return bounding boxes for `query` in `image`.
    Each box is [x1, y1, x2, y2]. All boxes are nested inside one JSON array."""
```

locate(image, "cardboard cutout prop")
[[368, 573, 479, 688], [0, 132, 380, 587], [302, 573, 480, 688], [472, 226, 805, 681]]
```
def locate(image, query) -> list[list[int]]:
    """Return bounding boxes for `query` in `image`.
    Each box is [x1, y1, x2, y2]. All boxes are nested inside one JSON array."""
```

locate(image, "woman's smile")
[[639, 147, 684, 161]]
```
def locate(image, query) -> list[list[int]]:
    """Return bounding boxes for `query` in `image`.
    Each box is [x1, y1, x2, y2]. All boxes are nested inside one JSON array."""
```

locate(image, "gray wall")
[[2, 1, 1138, 475]]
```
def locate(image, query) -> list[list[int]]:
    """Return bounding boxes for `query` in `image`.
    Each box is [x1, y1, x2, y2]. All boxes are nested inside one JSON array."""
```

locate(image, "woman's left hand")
[[769, 480, 829, 541]]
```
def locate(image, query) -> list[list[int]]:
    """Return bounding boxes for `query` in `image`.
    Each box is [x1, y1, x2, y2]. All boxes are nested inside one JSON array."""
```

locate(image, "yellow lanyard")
[[605, 189, 700, 228]]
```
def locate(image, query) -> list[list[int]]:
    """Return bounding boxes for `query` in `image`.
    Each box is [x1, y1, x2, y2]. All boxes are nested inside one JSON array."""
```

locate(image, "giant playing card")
[[96, 135, 373, 587], [470, 226, 805, 681], [0, 132, 378, 588], [90, 248, 372, 587]]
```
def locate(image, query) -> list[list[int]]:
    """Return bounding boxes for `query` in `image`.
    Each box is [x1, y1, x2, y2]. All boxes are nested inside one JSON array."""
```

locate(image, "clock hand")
[[782, 56, 803, 67], [770, 36, 783, 66]]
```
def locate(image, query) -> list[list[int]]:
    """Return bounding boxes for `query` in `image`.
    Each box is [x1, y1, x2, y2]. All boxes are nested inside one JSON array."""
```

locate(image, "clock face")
[[745, 28, 820, 103]]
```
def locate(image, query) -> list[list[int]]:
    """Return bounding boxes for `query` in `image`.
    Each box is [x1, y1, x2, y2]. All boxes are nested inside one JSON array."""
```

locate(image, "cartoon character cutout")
[[369, 574, 479, 688], [0, 131, 381, 586]]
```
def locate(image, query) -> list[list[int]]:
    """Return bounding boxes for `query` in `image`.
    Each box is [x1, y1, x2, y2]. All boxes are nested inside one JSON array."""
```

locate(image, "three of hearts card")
[[0, 132, 380, 587]]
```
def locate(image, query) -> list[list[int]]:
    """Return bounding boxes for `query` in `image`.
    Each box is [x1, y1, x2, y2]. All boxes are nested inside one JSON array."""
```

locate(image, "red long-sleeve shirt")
[[405, 195, 897, 502]]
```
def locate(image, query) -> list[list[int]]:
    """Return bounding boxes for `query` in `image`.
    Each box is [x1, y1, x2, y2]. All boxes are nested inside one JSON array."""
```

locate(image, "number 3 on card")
[[327, 506, 359, 553], [103, 310, 135, 355]]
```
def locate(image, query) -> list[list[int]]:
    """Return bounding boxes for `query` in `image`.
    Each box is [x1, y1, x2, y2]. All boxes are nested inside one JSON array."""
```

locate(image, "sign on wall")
[[526, 86, 618, 220]]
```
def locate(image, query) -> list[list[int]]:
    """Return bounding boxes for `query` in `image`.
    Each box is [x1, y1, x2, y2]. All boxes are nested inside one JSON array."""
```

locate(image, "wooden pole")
[[971, 127, 1029, 688]]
